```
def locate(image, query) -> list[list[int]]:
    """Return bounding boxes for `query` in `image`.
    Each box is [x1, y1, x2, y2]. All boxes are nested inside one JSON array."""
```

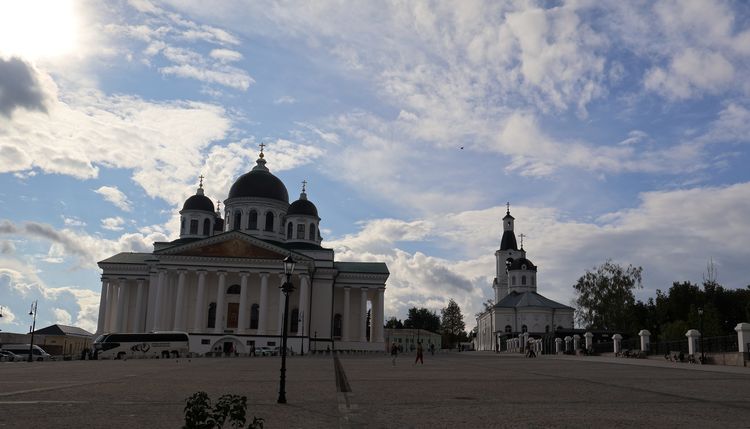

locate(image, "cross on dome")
[[259, 142, 266, 158], [302, 180, 307, 193], [519, 233, 525, 249], [506, 201, 510, 214], [199, 174, 204, 188]]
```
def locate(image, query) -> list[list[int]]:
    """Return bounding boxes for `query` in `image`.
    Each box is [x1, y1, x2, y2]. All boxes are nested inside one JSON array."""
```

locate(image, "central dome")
[[227, 157, 289, 203]]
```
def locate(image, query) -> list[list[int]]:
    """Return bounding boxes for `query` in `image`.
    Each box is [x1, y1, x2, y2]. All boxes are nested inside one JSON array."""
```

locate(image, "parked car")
[[254, 346, 274, 356], [271, 346, 294, 356], [0, 350, 21, 362], [1, 344, 55, 361]]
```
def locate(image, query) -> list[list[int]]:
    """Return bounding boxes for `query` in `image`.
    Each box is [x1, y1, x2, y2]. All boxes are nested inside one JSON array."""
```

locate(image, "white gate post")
[[685, 329, 701, 356], [638, 329, 651, 353], [564, 336, 572, 353], [555, 338, 563, 354], [612, 334, 622, 354], [573, 334, 581, 353], [584, 332, 593, 353], [735, 323, 750, 366]]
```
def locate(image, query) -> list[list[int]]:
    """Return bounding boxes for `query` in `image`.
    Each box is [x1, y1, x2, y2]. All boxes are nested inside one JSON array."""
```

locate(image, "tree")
[[573, 260, 643, 331], [403, 307, 440, 332], [440, 299, 466, 348], [384, 317, 403, 329]]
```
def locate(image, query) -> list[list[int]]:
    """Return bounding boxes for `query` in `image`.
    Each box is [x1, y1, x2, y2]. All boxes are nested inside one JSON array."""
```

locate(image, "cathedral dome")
[[508, 257, 537, 271], [287, 186, 318, 217], [182, 182, 215, 212], [227, 156, 289, 203]]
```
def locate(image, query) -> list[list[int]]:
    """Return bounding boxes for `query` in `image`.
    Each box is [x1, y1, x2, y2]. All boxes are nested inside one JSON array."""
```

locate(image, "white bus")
[[93, 332, 190, 360]]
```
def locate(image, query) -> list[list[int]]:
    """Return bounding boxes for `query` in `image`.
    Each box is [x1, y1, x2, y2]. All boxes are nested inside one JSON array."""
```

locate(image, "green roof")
[[335, 261, 390, 274], [98, 252, 152, 265]]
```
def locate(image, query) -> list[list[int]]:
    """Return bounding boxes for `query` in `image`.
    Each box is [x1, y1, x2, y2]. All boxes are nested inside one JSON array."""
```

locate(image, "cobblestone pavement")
[[1, 352, 749, 428]]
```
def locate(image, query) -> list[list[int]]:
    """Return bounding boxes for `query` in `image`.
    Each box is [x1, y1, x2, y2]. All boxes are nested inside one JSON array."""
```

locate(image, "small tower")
[[179, 175, 219, 239], [285, 180, 322, 245], [494, 203, 526, 300]]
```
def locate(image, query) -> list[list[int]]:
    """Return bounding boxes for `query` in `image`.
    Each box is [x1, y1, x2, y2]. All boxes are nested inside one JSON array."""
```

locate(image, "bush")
[[183, 391, 263, 429]]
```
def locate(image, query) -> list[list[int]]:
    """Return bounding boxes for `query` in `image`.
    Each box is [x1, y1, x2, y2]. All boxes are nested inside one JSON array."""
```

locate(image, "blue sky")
[[2, 0, 750, 333]]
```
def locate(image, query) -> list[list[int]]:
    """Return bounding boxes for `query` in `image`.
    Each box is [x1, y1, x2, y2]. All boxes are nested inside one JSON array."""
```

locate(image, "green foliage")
[[385, 317, 404, 329], [403, 307, 441, 332], [573, 260, 643, 331], [440, 299, 466, 347], [183, 391, 264, 429]]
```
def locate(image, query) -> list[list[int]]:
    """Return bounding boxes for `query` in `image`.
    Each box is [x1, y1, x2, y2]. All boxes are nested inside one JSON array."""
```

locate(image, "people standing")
[[415, 341, 424, 365], [391, 342, 398, 366]]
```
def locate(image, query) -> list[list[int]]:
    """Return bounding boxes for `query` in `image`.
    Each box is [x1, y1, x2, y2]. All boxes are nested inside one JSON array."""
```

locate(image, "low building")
[[384, 328, 442, 352], [31, 324, 93, 356]]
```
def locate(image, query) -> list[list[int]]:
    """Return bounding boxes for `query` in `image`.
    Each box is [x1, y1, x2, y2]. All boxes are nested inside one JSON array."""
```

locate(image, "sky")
[[1, 0, 750, 335]]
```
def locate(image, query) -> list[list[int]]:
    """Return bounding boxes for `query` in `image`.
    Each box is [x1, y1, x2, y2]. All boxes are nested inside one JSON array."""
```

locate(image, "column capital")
[[217, 270, 227, 276], [343, 286, 351, 290], [177, 268, 187, 274], [239, 271, 250, 277], [101, 276, 109, 282]]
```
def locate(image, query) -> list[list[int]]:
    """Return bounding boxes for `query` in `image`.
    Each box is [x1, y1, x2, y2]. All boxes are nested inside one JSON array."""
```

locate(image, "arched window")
[[286, 222, 293, 239], [248, 210, 257, 230], [180, 217, 185, 233], [296, 223, 305, 239], [309, 224, 316, 241], [207, 303, 216, 329], [333, 314, 342, 338], [511, 276, 516, 285], [250, 304, 259, 329], [234, 212, 241, 230], [227, 284, 241, 295], [203, 218, 211, 235], [521, 275, 527, 285], [190, 219, 199, 235], [264, 212, 274, 231], [290, 308, 299, 333], [505, 325, 512, 333]]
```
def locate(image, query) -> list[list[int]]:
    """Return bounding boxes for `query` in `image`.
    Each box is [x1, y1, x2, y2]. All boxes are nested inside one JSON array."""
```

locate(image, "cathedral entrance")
[[227, 303, 239, 329]]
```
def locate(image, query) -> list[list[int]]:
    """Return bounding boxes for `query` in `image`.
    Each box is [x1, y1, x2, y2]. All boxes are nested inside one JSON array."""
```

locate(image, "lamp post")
[[0, 305, 4, 332], [28, 300, 38, 363], [278, 255, 296, 404], [698, 307, 705, 364]]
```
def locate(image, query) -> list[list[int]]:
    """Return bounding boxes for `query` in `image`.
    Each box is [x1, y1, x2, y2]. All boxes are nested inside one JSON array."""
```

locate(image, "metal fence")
[[702, 335, 738, 353]]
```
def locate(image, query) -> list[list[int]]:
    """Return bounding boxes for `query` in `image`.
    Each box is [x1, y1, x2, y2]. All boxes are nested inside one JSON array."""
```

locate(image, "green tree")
[[573, 260, 643, 331], [384, 317, 403, 329], [440, 299, 466, 348], [403, 307, 440, 332]]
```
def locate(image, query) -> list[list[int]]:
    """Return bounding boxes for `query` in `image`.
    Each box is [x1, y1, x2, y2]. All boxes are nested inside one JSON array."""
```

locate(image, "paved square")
[[1, 352, 749, 428]]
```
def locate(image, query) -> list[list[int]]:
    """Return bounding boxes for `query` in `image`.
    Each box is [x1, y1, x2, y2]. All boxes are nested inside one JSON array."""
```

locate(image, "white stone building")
[[96, 149, 389, 354], [475, 206, 574, 351]]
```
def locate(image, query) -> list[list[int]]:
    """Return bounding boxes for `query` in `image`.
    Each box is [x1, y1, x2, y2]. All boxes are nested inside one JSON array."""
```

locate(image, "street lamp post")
[[0, 305, 4, 332], [698, 307, 705, 364], [28, 300, 38, 363], [278, 255, 296, 404]]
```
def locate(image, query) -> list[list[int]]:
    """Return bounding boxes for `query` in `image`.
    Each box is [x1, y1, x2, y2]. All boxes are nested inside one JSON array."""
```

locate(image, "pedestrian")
[[415, 341, 424, 364], [391, 342, 398, 366]]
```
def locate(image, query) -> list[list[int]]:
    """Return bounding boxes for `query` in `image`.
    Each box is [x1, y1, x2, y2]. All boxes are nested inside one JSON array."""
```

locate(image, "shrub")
[[183, 391, 263, 429]]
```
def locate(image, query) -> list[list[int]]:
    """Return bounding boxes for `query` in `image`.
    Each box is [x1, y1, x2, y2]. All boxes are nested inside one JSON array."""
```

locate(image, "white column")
[[359, 287, 368, 342], [375, 287, 385, 342], [152, 269, 166, 331], [686, 329, 701, 356], [638, 329, 651, 353], [106, 281, 117, 332], [115, 278, 127, 332], [584, 331, 594, 352], [134, 279, 145, 332], [342, 287, 351, 341], [297, 274, 309, 336], [258, 273, 269, 334], [238, 272, 249, 334], [214, 271, 227, 333], [193, 270, 207, 332], [174, 270, 187, 331], [612, 334, 622, 354], [96, 277, 109, 335], [145, 271, 157, 331], [277, 274, 285, 335], [736, 323, 750, 353], [555, 338, 563, 354]]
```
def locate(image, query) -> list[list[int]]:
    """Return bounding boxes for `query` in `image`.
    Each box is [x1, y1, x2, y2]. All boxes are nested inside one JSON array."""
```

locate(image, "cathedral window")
[[207, 303, 216, 329], [290, 308, 299, 333], [250, 304, 259, 329], [286, 222, 293, 239], [521, 276, 526, 285], [248, 210, 258, 230], [522, 325, 528, 333], [227, 284, 241, 294], [309, 224, 316, 241], [264, 212, 274, 231], [296, 223, 305, 239], [505, 325, 512, 333], [203, 218, 211, 236], [234, 212, 241, 230], [333, 314, 342, 338], [190, 219, 199, 235]]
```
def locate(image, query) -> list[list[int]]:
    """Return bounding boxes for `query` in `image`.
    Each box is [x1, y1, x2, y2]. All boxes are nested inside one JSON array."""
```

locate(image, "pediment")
[[175, 238, 285, 259]]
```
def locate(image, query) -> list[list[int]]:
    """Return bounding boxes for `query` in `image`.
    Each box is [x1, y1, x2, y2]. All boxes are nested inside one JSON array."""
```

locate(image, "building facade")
[[96, 149, 389, 354], [475, 206, 574, 351]]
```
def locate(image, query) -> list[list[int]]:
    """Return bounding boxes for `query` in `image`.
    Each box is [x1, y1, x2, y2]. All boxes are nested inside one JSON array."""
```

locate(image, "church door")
[[227, 303, 239, 329]]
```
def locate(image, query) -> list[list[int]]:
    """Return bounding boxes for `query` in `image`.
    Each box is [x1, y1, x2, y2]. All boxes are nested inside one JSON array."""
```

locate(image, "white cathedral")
[[96, 148, 389, 354], [475, 206, 574, 351]]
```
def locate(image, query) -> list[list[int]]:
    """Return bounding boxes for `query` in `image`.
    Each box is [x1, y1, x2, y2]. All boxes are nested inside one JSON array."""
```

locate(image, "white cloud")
[[53, 307, 72, 325], [209, 48, 242, 63], [274, 96, 296, 105], [644, 49, 735, 100], [94, 186, 132, 212], [101, 217, 125, 231]]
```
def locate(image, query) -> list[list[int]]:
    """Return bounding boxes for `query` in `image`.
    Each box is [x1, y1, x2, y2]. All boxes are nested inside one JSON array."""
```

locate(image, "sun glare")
[[0, 0, 79, 59]]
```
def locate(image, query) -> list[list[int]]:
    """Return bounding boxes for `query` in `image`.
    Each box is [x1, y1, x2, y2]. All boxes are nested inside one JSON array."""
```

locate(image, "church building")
[[96, 147, 389, 354], [475, 206, 574, 351]]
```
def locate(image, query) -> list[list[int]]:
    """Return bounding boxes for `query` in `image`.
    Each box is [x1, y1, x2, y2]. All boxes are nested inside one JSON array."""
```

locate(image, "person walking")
[[391, 342, 398, 366], [415, 341, 424, 365]]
